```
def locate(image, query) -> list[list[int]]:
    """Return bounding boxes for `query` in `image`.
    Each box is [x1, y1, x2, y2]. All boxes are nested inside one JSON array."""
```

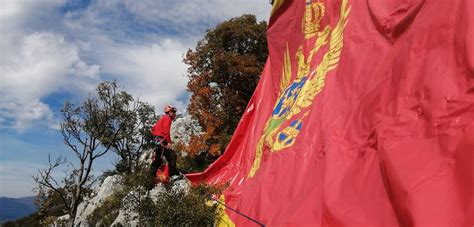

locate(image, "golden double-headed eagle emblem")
[[248, 0, 351, 177]]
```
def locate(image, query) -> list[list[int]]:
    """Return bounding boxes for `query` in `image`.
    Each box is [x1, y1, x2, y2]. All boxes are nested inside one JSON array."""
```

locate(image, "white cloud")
[[58, 0, 271, 113], [93, 38, 189, 112], [2, 33, 99, 96], [0, 0, 271, 132], [0, 0, 64, 33], [66, 0, 271, 33], [0, 100, 58, 131], [122, 0, 271, 31], [0, 1, 99, 131], [0, 32, 100, 130]]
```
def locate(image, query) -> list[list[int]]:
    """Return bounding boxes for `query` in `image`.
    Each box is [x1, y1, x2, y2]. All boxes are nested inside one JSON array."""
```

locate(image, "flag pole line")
[[209, 196, 266, 227]]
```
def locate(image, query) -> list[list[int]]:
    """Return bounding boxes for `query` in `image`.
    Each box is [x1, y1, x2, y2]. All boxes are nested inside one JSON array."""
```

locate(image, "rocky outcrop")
[[171, 114, 202, 145], [64, 115, 195, 226], [73, 175, 122, 226], [69, 174, 190, 226]]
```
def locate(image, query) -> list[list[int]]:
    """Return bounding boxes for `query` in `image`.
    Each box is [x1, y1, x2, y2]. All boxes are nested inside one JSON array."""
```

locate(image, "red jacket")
[[151, 114, 173, 144]]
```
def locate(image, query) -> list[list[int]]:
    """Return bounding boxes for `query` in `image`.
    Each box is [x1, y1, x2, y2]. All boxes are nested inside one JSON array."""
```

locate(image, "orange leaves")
[[209, 144, 222, 156], [187, 134, 208, 156], [183, 14, 268, 159]]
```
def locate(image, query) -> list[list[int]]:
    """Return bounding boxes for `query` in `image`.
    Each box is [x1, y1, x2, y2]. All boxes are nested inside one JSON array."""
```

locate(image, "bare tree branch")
[[33, 81, 157, 224]]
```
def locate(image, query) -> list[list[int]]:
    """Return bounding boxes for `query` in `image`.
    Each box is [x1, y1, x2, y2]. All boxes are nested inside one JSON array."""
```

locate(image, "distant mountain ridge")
[[0, 196, 36, 223]]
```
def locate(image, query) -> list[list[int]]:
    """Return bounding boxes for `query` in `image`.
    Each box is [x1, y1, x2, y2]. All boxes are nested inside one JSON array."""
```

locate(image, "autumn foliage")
[[184, 15, 268, 157]]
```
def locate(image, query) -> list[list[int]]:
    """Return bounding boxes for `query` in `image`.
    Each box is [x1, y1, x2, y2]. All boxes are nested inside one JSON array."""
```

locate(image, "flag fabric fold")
[[187, 0, 474, 226]]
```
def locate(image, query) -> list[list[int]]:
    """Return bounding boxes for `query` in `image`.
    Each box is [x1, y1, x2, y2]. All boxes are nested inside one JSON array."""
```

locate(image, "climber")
[[150, 104, 182, 183]]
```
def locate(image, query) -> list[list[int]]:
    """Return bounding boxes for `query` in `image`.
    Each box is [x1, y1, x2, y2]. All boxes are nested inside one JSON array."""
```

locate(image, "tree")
[[184, 14, 268, 157], [96, 82, 157, 173], [33, 81, 151, 224]]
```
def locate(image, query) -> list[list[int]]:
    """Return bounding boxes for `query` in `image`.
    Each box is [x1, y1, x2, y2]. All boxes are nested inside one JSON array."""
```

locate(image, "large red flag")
[[187, 0, 474, 226]]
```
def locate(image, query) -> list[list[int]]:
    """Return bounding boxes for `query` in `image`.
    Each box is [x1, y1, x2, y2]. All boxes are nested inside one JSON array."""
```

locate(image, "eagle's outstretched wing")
[[280, 43, 292, 93], [293, 0, 351, 112]]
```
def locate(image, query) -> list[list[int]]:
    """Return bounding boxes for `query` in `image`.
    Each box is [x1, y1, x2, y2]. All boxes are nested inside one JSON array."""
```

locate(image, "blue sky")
[[0, 0, 271, 198]]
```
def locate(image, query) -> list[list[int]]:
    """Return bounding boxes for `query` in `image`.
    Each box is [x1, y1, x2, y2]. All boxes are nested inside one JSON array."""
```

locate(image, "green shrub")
[[87, 194, 122, 226], [176, 151, 219, 174], [88, 164, 226, 226], [138, 184, 225, 226]]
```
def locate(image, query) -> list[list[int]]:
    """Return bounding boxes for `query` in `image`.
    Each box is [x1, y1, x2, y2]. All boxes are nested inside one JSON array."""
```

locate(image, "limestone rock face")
[[74, 175, 122, 226], [71, 173, 191, 226], [111, 184, 165, 226], [139, 148, 154, 165], [170, 114, 202, 145]]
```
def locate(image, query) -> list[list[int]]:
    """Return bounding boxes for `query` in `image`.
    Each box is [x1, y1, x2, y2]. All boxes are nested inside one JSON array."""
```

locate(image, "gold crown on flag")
[[303, 1, 325, 39]]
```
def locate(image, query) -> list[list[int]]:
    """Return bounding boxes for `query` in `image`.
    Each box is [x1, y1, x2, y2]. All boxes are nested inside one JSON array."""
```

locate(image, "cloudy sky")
[[0, 0, 271, 198]]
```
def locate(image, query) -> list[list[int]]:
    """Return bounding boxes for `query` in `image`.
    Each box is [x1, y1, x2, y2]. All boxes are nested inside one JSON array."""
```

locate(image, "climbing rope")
[[209, 196, 266, 227]]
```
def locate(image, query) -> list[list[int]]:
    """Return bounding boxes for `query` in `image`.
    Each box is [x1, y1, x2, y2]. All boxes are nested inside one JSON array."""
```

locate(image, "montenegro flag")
[[187, 0, 474, 226]]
